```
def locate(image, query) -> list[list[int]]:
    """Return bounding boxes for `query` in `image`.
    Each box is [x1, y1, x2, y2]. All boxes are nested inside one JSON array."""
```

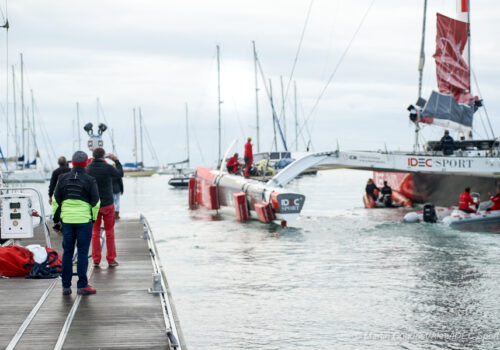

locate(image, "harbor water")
[[25, 170, 500, 349]]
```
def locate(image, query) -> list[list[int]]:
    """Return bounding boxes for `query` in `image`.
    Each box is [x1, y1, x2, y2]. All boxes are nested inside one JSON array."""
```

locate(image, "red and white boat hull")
[[189, 168, 305, 224]]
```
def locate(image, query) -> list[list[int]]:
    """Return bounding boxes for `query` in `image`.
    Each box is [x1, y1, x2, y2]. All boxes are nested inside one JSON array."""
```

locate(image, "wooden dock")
[[0, 217, 186, 350]]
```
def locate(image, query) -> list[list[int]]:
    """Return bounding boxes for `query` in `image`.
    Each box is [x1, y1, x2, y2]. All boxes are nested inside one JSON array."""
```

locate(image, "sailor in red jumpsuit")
[[487, 187, 500, 211], [458, 187, 476, 213], [244, 137, 253, 178], [226, 153, 241, 174]]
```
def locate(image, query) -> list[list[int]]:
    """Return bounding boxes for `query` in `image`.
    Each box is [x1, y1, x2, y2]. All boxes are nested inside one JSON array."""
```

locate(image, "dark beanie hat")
[[72, 151, 88, 167]]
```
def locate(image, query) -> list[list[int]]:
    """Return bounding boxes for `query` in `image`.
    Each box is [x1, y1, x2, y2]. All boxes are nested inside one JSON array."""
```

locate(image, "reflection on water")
[[24, 170, 500, 349]]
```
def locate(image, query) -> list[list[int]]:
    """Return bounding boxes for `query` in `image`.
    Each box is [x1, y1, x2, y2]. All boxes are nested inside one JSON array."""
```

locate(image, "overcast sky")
[[0, 0, 499, 168]]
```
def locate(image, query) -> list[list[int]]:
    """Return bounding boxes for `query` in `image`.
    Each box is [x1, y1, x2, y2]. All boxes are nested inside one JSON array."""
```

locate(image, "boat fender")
[[403, 212, 420, 223], [208, 185, 220, 210], [255, 201, 272, 223], [270, 192, 280, 211], [188, 178, 197, 208], [233, 192, 249, 222], [423, 203, 437, 223]]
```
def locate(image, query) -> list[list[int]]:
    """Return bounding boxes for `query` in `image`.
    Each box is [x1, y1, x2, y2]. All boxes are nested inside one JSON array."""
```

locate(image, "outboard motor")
[[422, 203, 437, 223]]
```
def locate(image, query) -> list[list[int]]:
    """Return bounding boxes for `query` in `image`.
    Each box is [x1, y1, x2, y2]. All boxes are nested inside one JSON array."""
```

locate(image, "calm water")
[[26, 170, 500, 349]]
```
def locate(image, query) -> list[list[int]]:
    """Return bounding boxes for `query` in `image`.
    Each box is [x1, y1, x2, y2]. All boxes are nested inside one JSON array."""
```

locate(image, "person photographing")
[[86, 148, 124, 268]]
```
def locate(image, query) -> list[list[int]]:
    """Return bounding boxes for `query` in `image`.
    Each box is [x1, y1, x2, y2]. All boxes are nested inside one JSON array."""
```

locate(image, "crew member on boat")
[[365, 178, 379, 202], [244, 137, 253, 178], [458, 187, 477, 213], [380, 181, 393, 207], [440, 130, 455, 156], [487, 187, 500, 211], [226, 153, 241, 174]]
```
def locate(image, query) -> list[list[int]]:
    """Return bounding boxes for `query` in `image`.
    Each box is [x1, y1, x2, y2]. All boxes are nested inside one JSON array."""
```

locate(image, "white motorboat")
[[403, 206, 457, 223], [442, 209, 500, 225]]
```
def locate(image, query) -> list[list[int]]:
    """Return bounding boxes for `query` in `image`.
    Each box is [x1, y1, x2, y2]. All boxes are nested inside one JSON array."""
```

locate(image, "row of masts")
[[215, 42, 303, 163], [6, 53, 39, 169]]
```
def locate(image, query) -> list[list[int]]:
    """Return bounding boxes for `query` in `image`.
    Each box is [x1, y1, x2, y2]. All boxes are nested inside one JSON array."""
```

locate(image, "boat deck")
[[0, 217, 185, 350]]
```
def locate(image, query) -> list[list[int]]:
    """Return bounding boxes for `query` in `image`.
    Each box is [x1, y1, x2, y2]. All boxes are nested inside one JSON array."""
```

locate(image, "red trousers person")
[[92, 204, 117, 265]]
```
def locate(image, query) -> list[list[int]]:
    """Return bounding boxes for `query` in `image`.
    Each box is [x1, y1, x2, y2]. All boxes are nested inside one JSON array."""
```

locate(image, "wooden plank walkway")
[[0, 217, 185, 350]]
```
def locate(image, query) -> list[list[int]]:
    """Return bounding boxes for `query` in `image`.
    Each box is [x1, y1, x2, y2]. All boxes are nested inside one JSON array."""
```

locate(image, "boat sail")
[[372, 0, 499, 206], [418, 12, 480, 134]]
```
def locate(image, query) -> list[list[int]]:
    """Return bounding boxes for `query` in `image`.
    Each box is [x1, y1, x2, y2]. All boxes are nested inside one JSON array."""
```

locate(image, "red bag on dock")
[[0, 246, 35, 277], [45, 248, 62, 269]]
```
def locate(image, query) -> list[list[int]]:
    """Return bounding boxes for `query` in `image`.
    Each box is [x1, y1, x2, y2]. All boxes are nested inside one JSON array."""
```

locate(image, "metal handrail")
[[140, 214, 187, 350]]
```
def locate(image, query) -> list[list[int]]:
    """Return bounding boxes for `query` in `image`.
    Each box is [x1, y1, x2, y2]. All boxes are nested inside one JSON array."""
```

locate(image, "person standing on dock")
[[244, 137, 253, 178], [112, 173, 123, 219], [48, 156, 71, 204], [86, 147, 124, 268], [52, 151, 100, 295]]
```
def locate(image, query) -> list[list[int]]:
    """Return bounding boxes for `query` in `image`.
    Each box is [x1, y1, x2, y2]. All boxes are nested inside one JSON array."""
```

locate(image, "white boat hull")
[[442, 209, 500, 225], [2, 170, 47, 183]]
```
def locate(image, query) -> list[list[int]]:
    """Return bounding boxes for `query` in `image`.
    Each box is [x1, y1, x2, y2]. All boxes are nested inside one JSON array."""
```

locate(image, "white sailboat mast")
[[216, 45, 222, 165], [280, 75, 286, 143], [252, 41, 260, 152], [414, 0, 428, 153], [133, 108, 138, 166], [269, 79, 277, 152], [20, 53, 25, 168], [12, 65, 18, 161], [294, 81, 298, 152], [457, 0, 471, 99], [139, 107, 144, 166], [31, 89, 36, 165], [185, 102, 190, 168]]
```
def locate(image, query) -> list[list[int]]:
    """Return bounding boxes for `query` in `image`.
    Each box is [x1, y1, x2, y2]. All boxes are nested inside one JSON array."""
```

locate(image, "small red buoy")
[[280, 220, 287, 227]]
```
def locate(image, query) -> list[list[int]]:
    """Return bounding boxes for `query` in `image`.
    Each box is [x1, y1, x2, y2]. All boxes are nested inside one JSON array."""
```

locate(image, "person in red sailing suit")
[[487, 186, 500, 211], [458, 187, 477, 213], [244, 137, 253, 178], [226, 153, 241, 174]]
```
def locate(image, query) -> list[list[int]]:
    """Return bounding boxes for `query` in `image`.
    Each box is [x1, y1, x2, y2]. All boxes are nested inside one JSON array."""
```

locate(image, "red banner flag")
[[433, 13, 473, 104]]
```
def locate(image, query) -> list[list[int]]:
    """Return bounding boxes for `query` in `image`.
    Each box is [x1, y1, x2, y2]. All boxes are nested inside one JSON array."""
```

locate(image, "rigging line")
[[298, 96, 313, 150], [142, 116, 160, 167], [283, 89, 310, 151], [475, 105, 489, 140], [142, 119, 160, 167], [191, 125, 206, 165], [472, 69, 495, 139], [256, 57, 288, 151], [97, 101, 117, 153], [299, 0, 376, 136], [281, 0, 314, 117]]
